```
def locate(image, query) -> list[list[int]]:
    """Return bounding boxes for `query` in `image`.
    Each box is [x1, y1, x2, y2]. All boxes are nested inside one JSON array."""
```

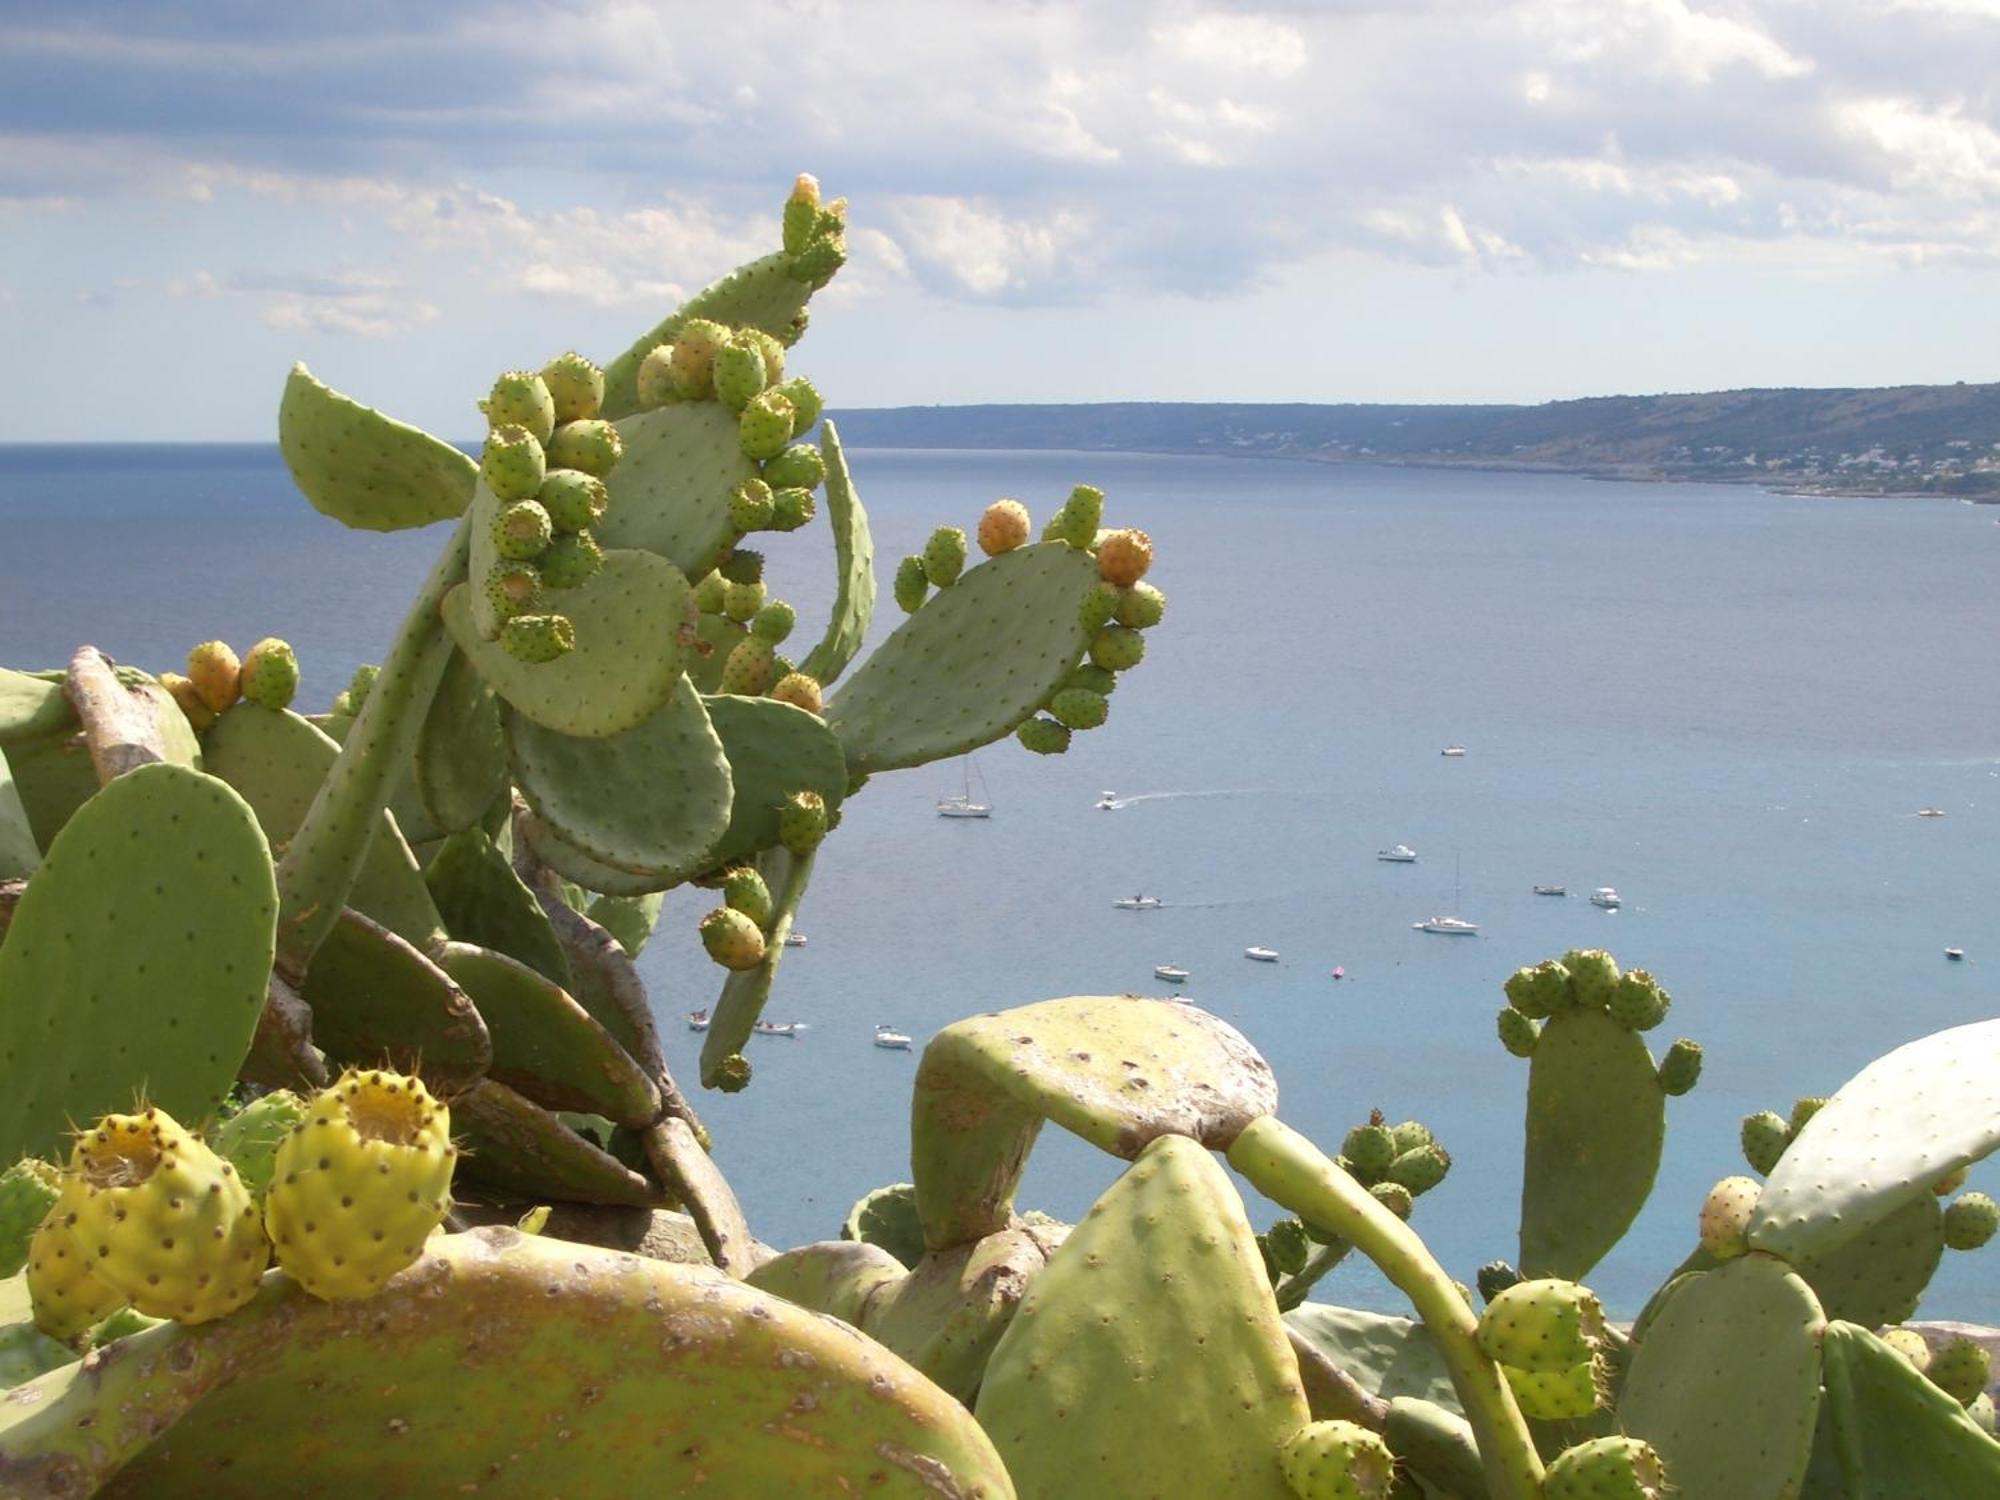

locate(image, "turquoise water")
[[3, 443, 1996, 1318]]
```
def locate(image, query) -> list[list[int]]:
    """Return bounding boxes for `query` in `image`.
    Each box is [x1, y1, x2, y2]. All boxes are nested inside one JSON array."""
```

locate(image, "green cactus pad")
[[698, 848, 812, 1088], [533, 896, 675, 1096], [1284, 1304, 1459, 1412], [599, 252, 818, 420], [0, 764, 276, 1163], [0, 1228, 1015, 1497], [202, 703, 443, 950], [277, 364, 477, 532], [1519, 1007, 1667, 1279], [797, 423, 877, 688], [0, 673, 105, 852], [975, 1134, 1307, 1500], [435, 941, 658, 1127], [1819, 1320, 2000, 1496], [702, 694, 848, 868], [826, 542, 1098, 776], [443, 548, 691, 739], [597, 402, 759, 577], [863, 1226, 1056, 1404], [506, 677, 732, 880], [1751, 1017, 2000, 1265], [911, 996, 1278, 1250], [515, 810, 676, 898], [422, 828, 574, 987], [413, 649, 507, 834], [0, 747, 38, 879], [1382, 1398, 1489, 1500], [452, 1079, 659, 1206], [1619, 1255, 1825, 1500], [842, 1182, 928, 1270], [583, 891, 664, 958], [745, 1239, 909, 1327], [296, 908, 491, 1096], [1790, 1192, 1946, 1328]]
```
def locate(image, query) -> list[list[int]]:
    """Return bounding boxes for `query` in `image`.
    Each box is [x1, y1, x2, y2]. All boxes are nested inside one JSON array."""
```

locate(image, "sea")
[[2, 442, 1996, 1320]]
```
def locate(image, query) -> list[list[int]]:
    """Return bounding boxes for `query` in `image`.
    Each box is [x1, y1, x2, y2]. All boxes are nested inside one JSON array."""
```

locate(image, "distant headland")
[[831, 383, 2000, 498]]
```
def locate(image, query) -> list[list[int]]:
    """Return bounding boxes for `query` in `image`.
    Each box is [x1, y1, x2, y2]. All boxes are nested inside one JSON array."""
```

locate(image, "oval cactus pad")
[[797, 421, 876, 688], [279, 363, 477, 532], [598, 402, 756, 577]]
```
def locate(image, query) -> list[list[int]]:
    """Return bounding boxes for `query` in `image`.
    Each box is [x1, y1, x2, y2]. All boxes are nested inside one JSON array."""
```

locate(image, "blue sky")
[[5, 0, 2000, 439]]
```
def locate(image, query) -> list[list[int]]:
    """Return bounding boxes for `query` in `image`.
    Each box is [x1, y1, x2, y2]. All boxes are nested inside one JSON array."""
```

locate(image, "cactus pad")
[[0, 747, 38, 879], [1818, 1320, 2000, 1495], [1284, 1304, 1458, 1411], [862, 1226, 1056, 1403], [702, 694, 848, 867], [598, 402, 757, 576], [296, 908, 491, 1096], [515, 809, 677, 898], [278, 364, 477, 531], [452, 1079, 659, 1207], [797, 422, 876, 687], [413, 649, 507, 834], [745, 1239, 910, 1326], [1790, 1191, 1946, 1328], [422, 827, 574, 986], [842, 1181, 927, 1270]]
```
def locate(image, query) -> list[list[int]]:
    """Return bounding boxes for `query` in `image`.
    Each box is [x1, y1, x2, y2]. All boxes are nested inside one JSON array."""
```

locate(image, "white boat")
[[873, 1025, 913, 1050], [753, 1021, 807, 1037], [1946, 948, 1966, 961], [937, 755, 992, 818], [1441, 745, 1467, 757], [1590, 887, 1622, 909], [1113, 895, 1163, 911], [1377, 845, 1418, 863], [1533, 885, 1566, 897], [1918, 808, 1946, 818], [1414, 916, 1479, 935], [1154, 964, 1190, 982], [783, 932, 807, 947], [1096, 790, 1119, 810], [686, 1009, 710, 1031], [1244, 946, 1280, 963]]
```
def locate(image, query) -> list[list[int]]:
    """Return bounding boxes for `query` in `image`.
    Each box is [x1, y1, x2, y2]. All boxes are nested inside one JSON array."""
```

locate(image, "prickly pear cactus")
[[278, 364, 478, 532]]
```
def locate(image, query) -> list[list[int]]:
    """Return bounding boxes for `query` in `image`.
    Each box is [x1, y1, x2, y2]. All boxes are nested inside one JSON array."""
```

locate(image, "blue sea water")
[[2, 442, 1996, 1319]]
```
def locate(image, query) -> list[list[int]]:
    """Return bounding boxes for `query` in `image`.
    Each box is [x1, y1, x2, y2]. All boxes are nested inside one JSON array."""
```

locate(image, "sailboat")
[[936, 755, 992, 818], [1413, 856, 1479, 935]]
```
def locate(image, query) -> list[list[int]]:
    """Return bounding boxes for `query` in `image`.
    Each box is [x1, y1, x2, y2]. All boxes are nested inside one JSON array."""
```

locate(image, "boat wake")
[[1096, 788, 1265, 810]]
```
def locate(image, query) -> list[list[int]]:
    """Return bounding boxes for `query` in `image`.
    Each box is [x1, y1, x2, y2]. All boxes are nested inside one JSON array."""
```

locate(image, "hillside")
[[829, 384, 2000, 495]]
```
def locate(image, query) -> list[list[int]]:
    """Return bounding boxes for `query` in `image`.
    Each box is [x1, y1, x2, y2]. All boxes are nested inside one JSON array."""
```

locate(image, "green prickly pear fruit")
[[1740, 1111, 1791, 1176], [479, 370, 555, 443], [729, 477, 775, 532], [0, 1158, 62, 1278], [744, 329, 786, 387], [763, 443, 825, 491], [538, 469, 608, 533], [1971, 1391, 1997, 1435], [1608, 969, 1670, 1030], [667, 318, 731, 398], [1657, 1037, 1703, 1095], [26, 1182, 128, 1341], [158, 671, 215, 732], [1944, 1191, 1999, 1250], [783, 172, 821, 256], [1388, 1120, 1432, 1154], [540, 350, 604, 422], [1044, 483, 1104, 548], [714, 1052, 753, 1093], [719, 548, 765, 585], [1561, 948, 1621, 1009], [1115, 580, 1167, 629], [1342, 1124, 1397, 1181], [778, 790, 828, 857], [1698, 1175, 1760, 1259], [1048, 688, 1109, 731], [546, 418, 623, 477], [1387, 1143, 1451, 1196], [1476, 1260, 1521, 1304], [720, 637, 776, 696], [1369, 1181, 1414, 1220], [1089, 625, 1146, 672], [1789, 1096, 1827, 1135], [1881, 1327, 1933, 1371], [1542, 1435, 1668, 1500], [723, 867, 773, 927], [1504, 1359, 1602, 1421], [539, 531, 603, 590], [768, 486, 816, 531], [1277, 1419, 1396, 1500], [751, 600, 796, 644], [213, 1089, 308, 1204], [1928, 1336, 1990, 1404], [1477, 1278, 1607, 1373], [1497, 1007, 1541, 1057], [1503, 959, 1570, 1019], [692, 571, 727, 614], [722, 578, 767, 623], [492, 497, 554, 560], [739, 390, 797, 460], [713, 333, 769, 413], [1063, 663, 1118, 697], [699, 906, 766, 970], [481, 423, 547, 501], [893, 555, 930, 614], [1260, 1217, 1311, 1279], [774, 376, 822, 434], [1017, 716, 1071, 755], [67, 1107, 268, 1324], [345, 663, 379, 709], [978, 498, 1032, 556], [1096, 527, 1153, 588], [186, 640, 242, 712], [770, 652, 796, 681], [238, 637, 299, 710], [923, 526, 968, 588], [500, 613, 575, 665], [635, 344, 680, 410], [267, 1069, 455, 1301], [768, 671, 823, 714], [485, 560, 542, 621]]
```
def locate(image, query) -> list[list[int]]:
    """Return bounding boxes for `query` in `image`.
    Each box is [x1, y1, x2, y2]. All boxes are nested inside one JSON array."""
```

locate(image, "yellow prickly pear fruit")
[[1477, 1278, 1607, 1373], [239, 637, 300, 710], [668, 318, 732, 399], [1881, 1327, 1933, 1372], [699, 907, 766, 971], [1543, 1436, 1669, 1500], [783, 172, 822, 257], [635, 344, 681, 411], [66, 1107, 268, 1324], [539, 350, 604, 423], [1698, 1175, 1761, 1260], [1504, 1357, 1603, 1421], [478, 369, 556, 444], [1096, 528, 1153, 588], [769, 671, 823, 714], [25, 1179, 128, 1341], [1278, 1419, 1396, 1499], [266, 1069, 456, 1301], [978, 498, 1031, 556], [185, 640, 241, 712], [158, 671, 216, 732]]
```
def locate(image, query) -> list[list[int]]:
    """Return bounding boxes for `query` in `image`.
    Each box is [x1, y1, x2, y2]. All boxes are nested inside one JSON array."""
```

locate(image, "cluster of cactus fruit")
[[2, 175, 1998, 1499]]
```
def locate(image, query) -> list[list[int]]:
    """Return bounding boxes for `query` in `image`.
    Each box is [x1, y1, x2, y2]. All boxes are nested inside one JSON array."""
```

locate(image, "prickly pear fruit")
[[1935, 1166, 1969, 1195], [745, 329, 787, 388], [1388, 1120, 1433, 1154], [492, 498, 554, 560], [1561, 948, 1621, 1009], [714, 1052, 753, 1093], [236, 638, 299, 710], [1044, 484, 1103, 549], [1741, 1111, 1791, 1176], [1497, 1006, 1541, 1057], [739, 390, 797, 461], [481, 423, 546, 501], [1078, 580, 1123, 634], [1477, 1278, 1606, 1373], [1698, 1176, 1760, 1259], [485, 560, 542, 621], [1656, 1038, 1703, 1095], [1116, 580, 1167, 629], [723, 867, 774, 927], [713, 333, 769, 413], [729, 477, 775, 532], [1342, 1124, 1396, 1180], [783, 172, 821, 256], [1503, 961, 1569, 1020], [719, 548, 765, 585], [774, 376, 823, 434], [266, 1069, 455, 1301], [978, 498, 1031, 556], [769, 486, 816, 531], [500, 613, 575, 665], [67, 1107, 268, 1323], [539, 350, 604, 422], [1089, 625, 1146, 672], [546, 419, 623, 477], [1063, 663, 1118, 698], [213, 1089, 307, 1204], [0, 1158, 62, 1277], [1542, 1436, 1668, 1500], [1369, 1181, 1414, 1219], [1387, 1143, 1451, 1195], [699, 906, 766, 970], [635, 344, 679, 410], [667, 318, 730, 399], [722, 578, 767, 623], [1944, 1191, 1999, 1250], [751, 600, 797, 644], [720, 637, 776, 696], [763, 443, 825, 491], [692, 571, 727, 614], [1260, 1217, 1311, 1278], [1608, 969, 1670, 1031], [1097, 528, 1153, 587], [1504, 1359, 1602, 1421], [538, 469, 608, 533], [769, 672, 823, 714], [1972, 1391, 1998, 1435], [1048, 688, 1109, 731], [186, 640, 242, 712], [893, 555, 930, 614], [1881, 1327, 1933, 1371], [1277, 1419, 1396, 1500], [1928, 1336, 1990, 1404], [923, 526, 969, 588], [479, 370, 555, 443], [26, 1182, 127, 1340], [539, 531, 603, 590], [779, 790, 828, 858], [158, 672, 216, 731], [1789, 1097, 1827, 1135], [769, 653, 796, 682], [345, 663, 379, 709], [1476, 1260, 1522, 1304], [1017, 716, 1070, 755]]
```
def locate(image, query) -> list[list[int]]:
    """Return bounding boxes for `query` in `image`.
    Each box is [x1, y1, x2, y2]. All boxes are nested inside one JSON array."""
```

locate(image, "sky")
[[4, 0, 2000, 440]]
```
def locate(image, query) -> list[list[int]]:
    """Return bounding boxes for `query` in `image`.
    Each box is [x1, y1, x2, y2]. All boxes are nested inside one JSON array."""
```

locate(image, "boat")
[[1441, 745, 1467, 757], [1244, 946, 1280, 963], [1113, 895, 1163, 911], [1946, 948, 1966, 961], [1154, 964, 1190, 982], [1533, 885, 1566, 897], [1918, 808, 1946, 818], [752, 1021, 806, 1037], [1096, 790, 1119, 810], [937, 755, 992, 818], [1331, 966, 1346, 980], [1377, 845, 1418, 863], [873, 1025, 913, 1050], [1590, 887, 1622, 909], [686, 1009, 710, 1031], [1413, 916, 1479, 936], [783, 932, 808, 947]]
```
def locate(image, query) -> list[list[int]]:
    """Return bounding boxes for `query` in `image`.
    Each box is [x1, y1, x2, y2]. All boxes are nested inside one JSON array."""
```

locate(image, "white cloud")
[[886, 197, 1096, 296], [1155, 14, 1308, 77]]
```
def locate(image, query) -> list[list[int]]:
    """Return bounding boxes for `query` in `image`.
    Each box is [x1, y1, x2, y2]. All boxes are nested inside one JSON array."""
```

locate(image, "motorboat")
[[1096, 790, 1120, 810], [1590, 887, 1622, 909], [1244, 946, 1280, 963], [1113, 895, 1163, 911], [1441, 745, 1467, 757], [1377, 845, 1418, 863], [1918, 808, 1946, 818], [937, 755, 992, 818], [1413, 916, 1479, 935], [873, 1025, 914, 1050], [1154, 964, 1190, 983], [686, 1009, 710, 1031], [1533, 885, 1566, 897], [783, 932, 808, 947], [753, 1021, 805, 1037], [1946, 948, 1966, 961], [1331, 966, 1345, 980]]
